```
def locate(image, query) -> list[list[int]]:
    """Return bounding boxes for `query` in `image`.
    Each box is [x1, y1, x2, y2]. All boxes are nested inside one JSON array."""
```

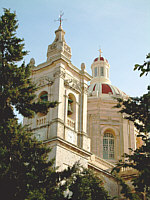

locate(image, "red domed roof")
[[102, 84, 113, 94], [94, 58, 98, 62], [94, 56, 108, 63], [88, 83, 127, 97]]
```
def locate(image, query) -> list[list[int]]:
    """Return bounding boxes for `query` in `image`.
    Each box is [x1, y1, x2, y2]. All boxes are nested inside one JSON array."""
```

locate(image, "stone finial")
[[30, 58, 35, 67], [81, 63, 86, 71]]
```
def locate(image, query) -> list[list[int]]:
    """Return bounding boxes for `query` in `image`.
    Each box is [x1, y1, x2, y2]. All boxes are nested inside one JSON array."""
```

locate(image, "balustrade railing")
[[67, 117, 75, 130], [36, 116, 47, 126]]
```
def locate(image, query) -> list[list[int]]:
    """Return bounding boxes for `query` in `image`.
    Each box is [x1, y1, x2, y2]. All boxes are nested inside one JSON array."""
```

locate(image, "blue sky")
[[1, 0, 150, 98]]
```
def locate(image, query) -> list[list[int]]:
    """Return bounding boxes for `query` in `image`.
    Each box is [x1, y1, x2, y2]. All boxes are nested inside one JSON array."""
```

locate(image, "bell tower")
[[24, 22, 92, 170]]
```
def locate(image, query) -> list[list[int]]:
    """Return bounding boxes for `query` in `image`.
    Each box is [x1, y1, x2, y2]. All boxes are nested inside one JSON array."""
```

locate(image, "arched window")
[[94, 67, 98, 77], [67, 93, 76, 130], [68, 98, 73, 115], [67, 93, 76, 120], [40, 91, 48, 102], [37, 91, 48, 117], [103, 133, 114, 159], [100, 67, 104, 76]]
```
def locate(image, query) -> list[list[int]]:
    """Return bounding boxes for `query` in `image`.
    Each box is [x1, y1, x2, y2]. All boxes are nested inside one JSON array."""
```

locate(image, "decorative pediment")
[[64, 78, 81, 92], [34, 76, 54, 88]]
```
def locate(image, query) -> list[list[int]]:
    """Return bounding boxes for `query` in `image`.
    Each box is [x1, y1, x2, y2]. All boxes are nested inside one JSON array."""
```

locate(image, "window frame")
[[100, 67, 104, 76], [94, 67, 98, 77], [103, 132, 114, 159]]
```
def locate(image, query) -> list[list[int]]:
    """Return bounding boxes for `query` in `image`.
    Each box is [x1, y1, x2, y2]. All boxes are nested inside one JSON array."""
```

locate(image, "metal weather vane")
[[55, 11, 66, 26]]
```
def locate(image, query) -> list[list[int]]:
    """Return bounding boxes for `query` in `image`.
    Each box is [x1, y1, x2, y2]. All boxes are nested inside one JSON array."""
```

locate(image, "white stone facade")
[[24, 25, 137, 198]]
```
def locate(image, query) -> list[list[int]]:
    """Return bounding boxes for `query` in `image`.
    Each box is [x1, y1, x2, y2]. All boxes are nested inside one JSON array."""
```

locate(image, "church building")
[[24, 22, 137, 197]]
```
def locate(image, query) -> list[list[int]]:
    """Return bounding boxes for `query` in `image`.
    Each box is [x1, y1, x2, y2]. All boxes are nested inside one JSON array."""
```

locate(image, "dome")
[[88, 82, 127, 98], [94, 56, 108, 63], [89, 50, 127, 98]]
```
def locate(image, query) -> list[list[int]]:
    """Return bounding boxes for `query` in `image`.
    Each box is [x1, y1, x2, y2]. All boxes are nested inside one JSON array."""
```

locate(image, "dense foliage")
[[134, 53, 150, 77], [66, 166, 111, 200], [0, 119, 55, 199], [112, 54, 150, 200], [0, 8, 59, 200]]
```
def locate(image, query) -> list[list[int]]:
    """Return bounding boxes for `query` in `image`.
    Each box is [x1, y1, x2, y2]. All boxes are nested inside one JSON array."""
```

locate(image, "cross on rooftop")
[[55, 11, 65, 26], [99, 49, 103, 57]]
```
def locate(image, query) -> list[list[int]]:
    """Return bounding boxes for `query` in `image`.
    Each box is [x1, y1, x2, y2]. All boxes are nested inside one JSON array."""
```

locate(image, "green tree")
[[0, 8, 58, 122], [0, 119, 54, 200], [134, 53, 150, 77], [0, 8, 61, 200], [64, 164, 112, 200], [0, 118, 76, 200], [112, 54, 150, 200]]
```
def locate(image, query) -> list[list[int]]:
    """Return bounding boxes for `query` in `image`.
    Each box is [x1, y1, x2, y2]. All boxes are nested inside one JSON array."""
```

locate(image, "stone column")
[[77, 63, 90, 152], [50, 63, 65, 139]]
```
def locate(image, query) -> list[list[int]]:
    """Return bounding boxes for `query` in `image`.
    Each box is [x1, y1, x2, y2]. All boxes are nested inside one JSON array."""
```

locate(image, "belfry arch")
[[67, 93, 76, 122]]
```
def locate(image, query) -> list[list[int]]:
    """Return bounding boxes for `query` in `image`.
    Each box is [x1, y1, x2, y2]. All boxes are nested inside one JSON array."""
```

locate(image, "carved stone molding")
[[49, 43, 57, 50], [34, 76, 54, 88], [64, 78, 81, 92], [53, 69, 66, 79], [47, 42, 71, 61], [64, 43, 71, 54]]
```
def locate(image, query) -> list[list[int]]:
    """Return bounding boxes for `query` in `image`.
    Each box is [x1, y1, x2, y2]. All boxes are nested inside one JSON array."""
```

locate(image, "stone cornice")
[[67, 62, 92, 82], [89, 154, 115, 171], [43, 137, 92, 158], [32, 55, 71, 72], [32, 57, 91, 85], [88, 163, 115, 179]]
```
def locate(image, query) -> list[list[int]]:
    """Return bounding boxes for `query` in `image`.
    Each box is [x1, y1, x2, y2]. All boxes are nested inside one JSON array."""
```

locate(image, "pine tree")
[[0, 8, 61, 200], [0, 8, 58, 122], [64, 164, 111, 200], [0, 119, 54, 199], [112, 54, 150, 200]]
